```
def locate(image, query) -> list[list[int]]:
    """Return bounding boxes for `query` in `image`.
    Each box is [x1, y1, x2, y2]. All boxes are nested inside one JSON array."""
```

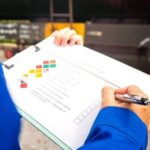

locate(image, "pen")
[[115, 94, 150, 105]]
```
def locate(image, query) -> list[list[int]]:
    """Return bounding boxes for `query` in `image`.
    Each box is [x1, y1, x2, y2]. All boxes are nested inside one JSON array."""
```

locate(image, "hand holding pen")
[[115, 85, 149, 105], [102, 85, 150, 131]]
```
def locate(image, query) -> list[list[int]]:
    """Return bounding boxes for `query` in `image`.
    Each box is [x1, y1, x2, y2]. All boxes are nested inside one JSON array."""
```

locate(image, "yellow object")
[[44, 23, 85, 40], [29, 69, 35, 74], [36, 69, 42, 73], [36, 73, 42, 78], [23, 74, 28, 78]]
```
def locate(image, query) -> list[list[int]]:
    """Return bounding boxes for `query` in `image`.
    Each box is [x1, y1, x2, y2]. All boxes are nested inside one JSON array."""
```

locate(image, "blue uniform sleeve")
[[78, 106, 148, 150], [0, 64, 21, 150]]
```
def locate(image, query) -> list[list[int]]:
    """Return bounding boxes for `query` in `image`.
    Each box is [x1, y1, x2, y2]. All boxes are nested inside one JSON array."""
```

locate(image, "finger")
[[51, 31, 59, 45], [102, 86, 132, 109], [59, 27, 70, 34], [115, 85, 149, 100], [53, 27, 71, 46], [127, 85, 148, 98], [115, 87, 128, 94], [61, 29, 76, 46], [101, 86, 115, 107], [69, 35, 83, 46], [58, 27, 71, 46]]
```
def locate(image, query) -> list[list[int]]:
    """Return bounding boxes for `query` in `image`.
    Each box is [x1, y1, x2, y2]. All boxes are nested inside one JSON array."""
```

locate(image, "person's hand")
[[51, 27, 83, 46], [101, 85, 150, 130]]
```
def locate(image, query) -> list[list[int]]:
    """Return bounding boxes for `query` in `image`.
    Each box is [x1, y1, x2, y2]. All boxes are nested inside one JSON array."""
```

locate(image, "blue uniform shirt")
[[78, 107, 148, 150], [0, 64, 21, 150]]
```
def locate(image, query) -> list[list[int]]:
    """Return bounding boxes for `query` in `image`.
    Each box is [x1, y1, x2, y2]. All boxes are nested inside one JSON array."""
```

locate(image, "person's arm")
[[78, 86, 149, 150], [0, 64, 21, 150]]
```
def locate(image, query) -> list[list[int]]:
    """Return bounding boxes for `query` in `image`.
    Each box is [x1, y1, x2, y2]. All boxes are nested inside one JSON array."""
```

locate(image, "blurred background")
[[0, 0, 150, 149], [0, 0, 150, 74]]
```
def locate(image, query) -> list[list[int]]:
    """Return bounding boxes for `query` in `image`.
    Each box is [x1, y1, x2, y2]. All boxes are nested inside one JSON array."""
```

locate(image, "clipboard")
[[2, 38, 73, 149], [2, 36, 150, 150]]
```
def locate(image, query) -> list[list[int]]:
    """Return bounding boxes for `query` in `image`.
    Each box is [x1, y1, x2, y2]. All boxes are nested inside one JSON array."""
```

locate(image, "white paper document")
[[3, 37, 150, 150]]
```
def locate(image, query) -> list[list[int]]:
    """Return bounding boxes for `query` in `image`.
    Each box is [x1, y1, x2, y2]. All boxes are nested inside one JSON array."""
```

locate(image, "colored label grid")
[[20, 59, 57, 88]]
